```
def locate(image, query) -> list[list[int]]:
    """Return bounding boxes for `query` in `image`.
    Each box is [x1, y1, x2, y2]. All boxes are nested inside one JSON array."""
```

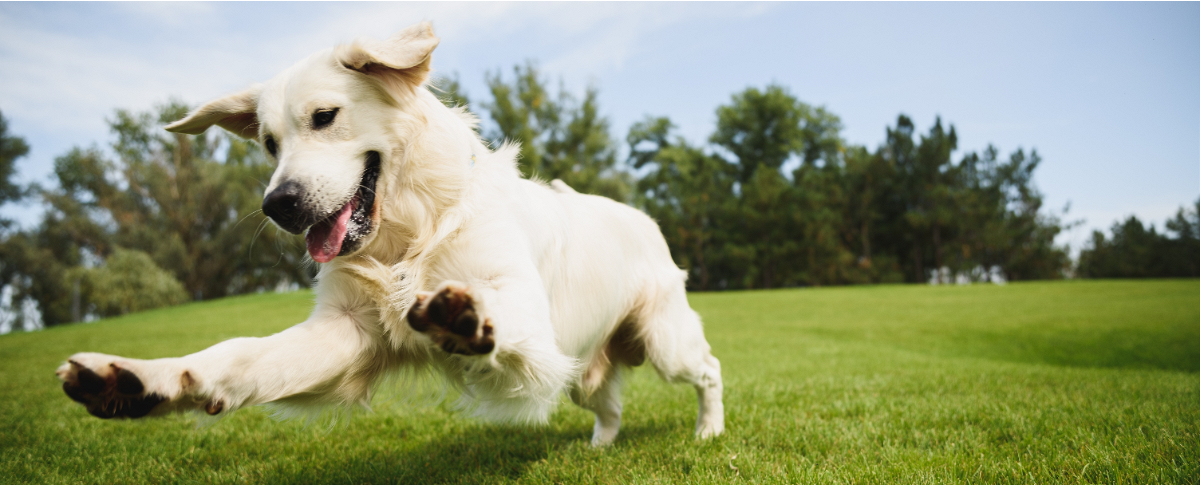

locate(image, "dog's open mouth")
[[305, 151, 381, 263]]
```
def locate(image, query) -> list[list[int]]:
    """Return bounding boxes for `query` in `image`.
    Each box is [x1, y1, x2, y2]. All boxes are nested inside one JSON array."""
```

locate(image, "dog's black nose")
[[262, 181, 309, 235]]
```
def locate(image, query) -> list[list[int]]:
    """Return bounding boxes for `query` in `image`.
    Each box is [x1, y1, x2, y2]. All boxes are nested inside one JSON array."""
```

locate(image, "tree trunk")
[[861, 220, 871, 263], [71, 278, 81, 323], [808, 245, 817, 286], [861, 173, 872, 263], [913, 239, 924, 283], [762, 255, 773, 289], [933, 223, 943, 283]]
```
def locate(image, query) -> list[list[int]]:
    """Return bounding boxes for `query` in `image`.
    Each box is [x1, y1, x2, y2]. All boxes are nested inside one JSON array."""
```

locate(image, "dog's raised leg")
[[405, 282, 494, 356], [57, 279, 386, 418], [406, 279, 577, 423]]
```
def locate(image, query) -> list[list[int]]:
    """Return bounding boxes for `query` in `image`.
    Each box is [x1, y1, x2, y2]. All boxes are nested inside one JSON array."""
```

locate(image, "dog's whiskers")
[[270, 230, 287, 269], [248, 216, 271, 258], [235, 209, 265, 229]]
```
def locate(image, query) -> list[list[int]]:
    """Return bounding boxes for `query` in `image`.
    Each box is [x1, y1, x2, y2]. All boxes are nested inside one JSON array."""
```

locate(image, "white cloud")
[[0, 8, 264, 135], [0, 2, 748, 157]]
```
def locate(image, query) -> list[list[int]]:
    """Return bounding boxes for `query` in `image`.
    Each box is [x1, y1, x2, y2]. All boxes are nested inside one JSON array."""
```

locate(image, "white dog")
[[56, 22, 723, 446]]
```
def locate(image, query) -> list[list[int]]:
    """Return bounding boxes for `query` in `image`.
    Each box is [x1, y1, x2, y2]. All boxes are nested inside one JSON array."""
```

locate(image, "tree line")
[[455, 64, 1072, 289], [0, 62, 1194, 329], [1077, 204, 1200, 279]]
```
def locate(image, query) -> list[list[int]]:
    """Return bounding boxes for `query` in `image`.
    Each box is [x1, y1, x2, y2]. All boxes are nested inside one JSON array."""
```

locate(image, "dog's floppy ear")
[[336, 21, 440, 92], [164, 84, 262, 138]]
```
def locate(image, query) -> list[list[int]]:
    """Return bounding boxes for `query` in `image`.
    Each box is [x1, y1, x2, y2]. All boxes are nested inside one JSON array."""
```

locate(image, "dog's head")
[[166, 22, 441, 263]]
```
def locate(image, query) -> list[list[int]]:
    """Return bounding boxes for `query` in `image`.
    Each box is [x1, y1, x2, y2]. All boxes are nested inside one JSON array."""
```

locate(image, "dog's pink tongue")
[[306, 200, 355, 263]]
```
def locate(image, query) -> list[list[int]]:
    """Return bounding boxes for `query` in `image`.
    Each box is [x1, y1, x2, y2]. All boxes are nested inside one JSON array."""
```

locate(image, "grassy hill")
[[1, 280, 1196, 483]]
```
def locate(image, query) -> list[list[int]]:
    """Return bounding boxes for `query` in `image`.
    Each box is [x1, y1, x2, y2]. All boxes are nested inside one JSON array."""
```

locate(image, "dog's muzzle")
[[262, 181, 311, 235], [261, 152, 382, 262]]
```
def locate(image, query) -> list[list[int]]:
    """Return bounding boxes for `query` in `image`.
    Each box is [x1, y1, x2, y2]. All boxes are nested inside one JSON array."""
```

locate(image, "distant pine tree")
[[1078, 200, 1200, 278]]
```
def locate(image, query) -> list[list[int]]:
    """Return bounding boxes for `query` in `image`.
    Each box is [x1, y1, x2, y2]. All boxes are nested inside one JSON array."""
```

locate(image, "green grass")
[[1, 280, 1197, 484]]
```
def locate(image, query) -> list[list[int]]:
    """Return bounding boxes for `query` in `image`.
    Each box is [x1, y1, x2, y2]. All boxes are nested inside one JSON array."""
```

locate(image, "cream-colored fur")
[[56, 22, 723, 446]]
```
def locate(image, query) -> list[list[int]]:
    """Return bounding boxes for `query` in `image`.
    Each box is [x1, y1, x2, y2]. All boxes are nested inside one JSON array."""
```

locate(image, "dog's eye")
[[312, 108, 339, 129], [264, 136, 278, 158]]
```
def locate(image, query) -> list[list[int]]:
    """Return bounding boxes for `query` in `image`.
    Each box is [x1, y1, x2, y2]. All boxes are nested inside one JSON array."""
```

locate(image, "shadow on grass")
[[267, 422, 678, 484]]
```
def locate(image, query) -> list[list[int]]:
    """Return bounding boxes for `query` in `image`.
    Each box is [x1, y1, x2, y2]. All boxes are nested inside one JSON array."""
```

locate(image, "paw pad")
[[406, 285, 495, 355], [60, 361, 165, 419]]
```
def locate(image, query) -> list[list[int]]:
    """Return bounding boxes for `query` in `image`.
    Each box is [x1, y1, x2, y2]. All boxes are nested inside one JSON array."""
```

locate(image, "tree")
[[839, 145, 904, 283], [0, 109, 42, 330], [629, 116, 737, 290], [867, 115, 1069, 283], [711, 85, 807, 183], [44, 102, 311, 301], [633, 87, 1071, 289], [709, 84, 853, 288], [1162, 198, 1200, 277], [78, 248, 188, 316], [4, 102, 312, 326], [909, 117, 959, 281], [1078, 199, 1199, 278], [977, 148, 1070, 281], [483, 62, 630, 201], [0, 110, 29, 209], [1078, 217, 1165, 278]]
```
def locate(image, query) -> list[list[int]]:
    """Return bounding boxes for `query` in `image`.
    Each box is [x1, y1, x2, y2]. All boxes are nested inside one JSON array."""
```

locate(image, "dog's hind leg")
[[688, 350, 725, 439], [636, 279, 725, 439], [569, 368, 625, 447]]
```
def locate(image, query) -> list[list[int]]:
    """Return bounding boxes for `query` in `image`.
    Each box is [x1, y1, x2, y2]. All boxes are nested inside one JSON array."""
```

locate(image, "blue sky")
[[1, 2, 1197, 254]]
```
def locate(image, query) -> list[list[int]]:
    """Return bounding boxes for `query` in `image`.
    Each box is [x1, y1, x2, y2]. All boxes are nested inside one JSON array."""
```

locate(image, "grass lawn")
[[0, 279, 1196, 484]]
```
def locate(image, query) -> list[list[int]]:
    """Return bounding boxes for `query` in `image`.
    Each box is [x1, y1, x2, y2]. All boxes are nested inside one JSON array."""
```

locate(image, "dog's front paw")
[[406, 282, 495, 355], [56, 353, 169, 419]]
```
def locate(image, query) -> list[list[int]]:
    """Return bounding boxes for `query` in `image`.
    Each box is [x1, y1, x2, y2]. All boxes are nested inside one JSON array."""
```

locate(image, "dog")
[[55, 21, 724, 446]]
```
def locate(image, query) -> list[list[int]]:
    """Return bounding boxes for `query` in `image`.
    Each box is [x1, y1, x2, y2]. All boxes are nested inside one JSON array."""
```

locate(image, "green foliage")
[[483, 62, 631, 201], [0, 281, 1196, 483], [871, 117, 1070, 283], [1077, 198, 1200, 278], [634, 86, 866, 290], [78, 248, 188, 317], [633, 87, 1069, 290], [630, 117, 737, 289], [711, 84, 842, 181], [1, 101, 310, 326], [0, 112, 48, 327], [0, 110, 29, 207]]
